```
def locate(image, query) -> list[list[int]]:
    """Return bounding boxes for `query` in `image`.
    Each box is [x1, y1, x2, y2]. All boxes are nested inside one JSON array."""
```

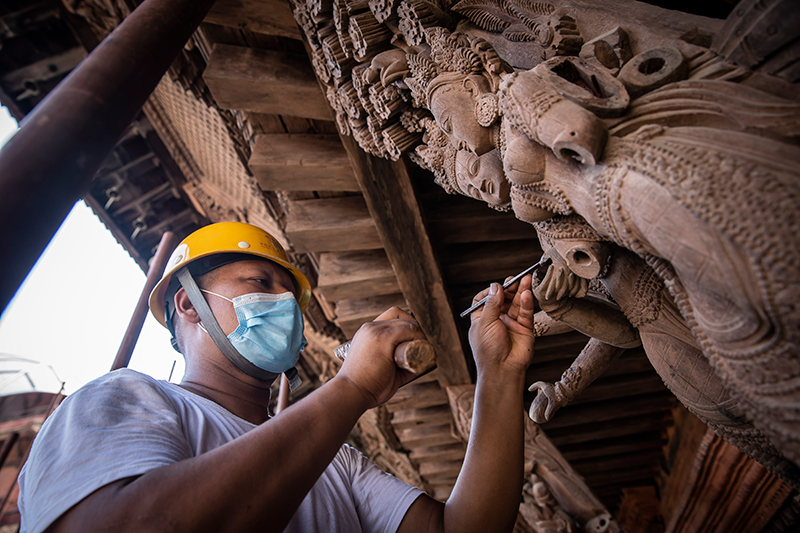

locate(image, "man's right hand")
[[335, 307, 428, 409]]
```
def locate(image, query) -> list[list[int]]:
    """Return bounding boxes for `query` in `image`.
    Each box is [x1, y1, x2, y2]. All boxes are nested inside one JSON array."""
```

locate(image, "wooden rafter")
[[337, 134, 471, 386]]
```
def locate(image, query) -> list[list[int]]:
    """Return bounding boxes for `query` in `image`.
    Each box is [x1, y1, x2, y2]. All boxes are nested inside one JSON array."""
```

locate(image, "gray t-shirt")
[[18, 369, 422, 533]]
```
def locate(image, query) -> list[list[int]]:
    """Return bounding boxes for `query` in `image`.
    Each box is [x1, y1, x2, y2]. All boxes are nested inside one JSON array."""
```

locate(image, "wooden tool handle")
[[334, 339, 437, 375], [394, 339, 436, 374]]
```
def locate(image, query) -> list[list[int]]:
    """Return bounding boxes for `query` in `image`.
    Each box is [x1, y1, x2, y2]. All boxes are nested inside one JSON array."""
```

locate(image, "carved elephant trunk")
[[499, 71, 609, 166]]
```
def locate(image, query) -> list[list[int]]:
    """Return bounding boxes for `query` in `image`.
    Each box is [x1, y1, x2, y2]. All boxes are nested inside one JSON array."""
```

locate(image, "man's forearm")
[[52, 376, 370, 533], [443, 370, 526, 533]]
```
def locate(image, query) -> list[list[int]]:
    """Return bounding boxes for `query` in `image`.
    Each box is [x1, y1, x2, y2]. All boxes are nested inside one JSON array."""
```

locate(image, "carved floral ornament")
[[293, 0, 800, 490]]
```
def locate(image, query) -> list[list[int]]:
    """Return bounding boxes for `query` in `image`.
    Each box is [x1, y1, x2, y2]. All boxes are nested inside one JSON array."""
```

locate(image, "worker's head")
[[149, 222, 311, 381]]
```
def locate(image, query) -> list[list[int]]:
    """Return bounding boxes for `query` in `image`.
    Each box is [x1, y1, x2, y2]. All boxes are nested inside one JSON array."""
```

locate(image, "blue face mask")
[[201, 290, 306, 374]]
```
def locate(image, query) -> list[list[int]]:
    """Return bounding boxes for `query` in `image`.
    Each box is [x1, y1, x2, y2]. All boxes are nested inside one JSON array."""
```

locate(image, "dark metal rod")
[[459, 260, 542, 318], [0, 0, 217, 315], [111, 231, 178, 371]]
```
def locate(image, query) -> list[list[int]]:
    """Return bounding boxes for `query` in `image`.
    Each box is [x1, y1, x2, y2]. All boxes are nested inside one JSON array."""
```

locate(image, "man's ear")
[[174, 287, 201, 324]]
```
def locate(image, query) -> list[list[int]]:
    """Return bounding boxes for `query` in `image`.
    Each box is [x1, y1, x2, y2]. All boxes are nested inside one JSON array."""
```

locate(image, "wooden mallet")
[[334, 339, 437, 375]]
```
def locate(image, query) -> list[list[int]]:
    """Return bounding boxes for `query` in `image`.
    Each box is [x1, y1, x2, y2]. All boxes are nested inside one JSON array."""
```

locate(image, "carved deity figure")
[[529, 216, 800, 487], [402, 17, 800, 473], [293, 0, 800, 489]]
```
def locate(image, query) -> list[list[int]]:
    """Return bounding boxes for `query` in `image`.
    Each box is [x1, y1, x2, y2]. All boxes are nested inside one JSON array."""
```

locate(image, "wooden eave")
[[2, 0, 795, 528]]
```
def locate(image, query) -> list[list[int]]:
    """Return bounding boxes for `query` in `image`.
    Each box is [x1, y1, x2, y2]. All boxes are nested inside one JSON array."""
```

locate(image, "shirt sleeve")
[[18, 370, 192, 533], [339, 444, 425, 533]]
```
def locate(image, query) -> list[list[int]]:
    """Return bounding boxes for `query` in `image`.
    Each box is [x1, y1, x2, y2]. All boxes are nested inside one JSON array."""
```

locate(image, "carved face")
[[455, 149, 510, 207], [429, 82, 494, 156]]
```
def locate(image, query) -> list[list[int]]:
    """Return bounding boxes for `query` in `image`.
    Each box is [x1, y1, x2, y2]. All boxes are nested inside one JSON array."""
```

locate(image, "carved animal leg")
[[529, 338, 625, 423]]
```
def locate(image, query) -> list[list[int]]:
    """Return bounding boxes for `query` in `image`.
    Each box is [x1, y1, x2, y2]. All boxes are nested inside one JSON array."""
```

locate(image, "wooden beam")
[[204, 0, 301, 40], [284, 196, 382, 252], [386, 381, 449, 413], [425, 198, 539, 245], [440, 241, 540, 286], [339, 135, 471, 386], [396, 423, 459, 449], [539, 392, 674, 430], [391, 405, 454, 432], [546, 413, 671, 447], [204, 44, 331, 120], [335, 293, 408, 338], [315, 250, 400, 301], [249, 134, 360, 192]]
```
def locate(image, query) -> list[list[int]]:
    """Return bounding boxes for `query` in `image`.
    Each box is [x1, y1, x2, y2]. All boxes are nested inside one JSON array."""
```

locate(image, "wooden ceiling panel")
[[315, 250, 400, 301], [204, 0, 301, 40], [284, 196, 382, 252], [204, 43, 331, 120], [250, 134, 360, 192]]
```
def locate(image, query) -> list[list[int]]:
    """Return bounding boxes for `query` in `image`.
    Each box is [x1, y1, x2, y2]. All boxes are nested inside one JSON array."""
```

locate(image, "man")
[[19, 221, 536, 533]]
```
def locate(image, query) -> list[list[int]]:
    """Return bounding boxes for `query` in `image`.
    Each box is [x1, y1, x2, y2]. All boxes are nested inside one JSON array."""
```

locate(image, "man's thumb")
[[480, 283, 503, 324]]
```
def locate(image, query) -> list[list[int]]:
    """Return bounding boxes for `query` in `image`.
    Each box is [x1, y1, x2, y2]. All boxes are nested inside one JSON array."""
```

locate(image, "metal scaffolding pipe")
[[111, 231, 178, 371], [0, 0, 217, 315]]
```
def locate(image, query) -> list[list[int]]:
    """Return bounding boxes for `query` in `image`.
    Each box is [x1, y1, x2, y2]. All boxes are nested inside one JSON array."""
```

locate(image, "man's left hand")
[[468, 275, 535, 376]]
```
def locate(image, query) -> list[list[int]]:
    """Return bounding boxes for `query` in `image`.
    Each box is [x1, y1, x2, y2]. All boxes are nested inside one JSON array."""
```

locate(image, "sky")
[[0, 107, 185, 395]]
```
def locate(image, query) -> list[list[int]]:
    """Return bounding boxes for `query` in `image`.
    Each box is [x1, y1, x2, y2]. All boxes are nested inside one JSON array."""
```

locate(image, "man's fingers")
[[478, 282, 504, 326], [374, 306, 414, 322], [471, 286, 491, 306], [516, 289, 535, 329]]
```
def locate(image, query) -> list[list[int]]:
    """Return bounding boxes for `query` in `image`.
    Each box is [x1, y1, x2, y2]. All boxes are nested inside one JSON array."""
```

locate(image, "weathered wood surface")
[[205, 0, 301, 39], [335, 293, 407, 337], [204, 44, 331, 120], [249, 134, 360, 191], [284, 196, 381, 252], [665, 427, 793, 533], [386, 380, 449, 413], [339, 135, 471, 386], [315, 250, 399, 301], [439, 241, 540, 286], [425, 198, 539, 245]]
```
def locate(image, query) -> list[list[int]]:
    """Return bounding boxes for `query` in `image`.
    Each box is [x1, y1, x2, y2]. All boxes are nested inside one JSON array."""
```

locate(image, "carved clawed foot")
[[533, 262, 589, 313], [528, 381, 564, 423]]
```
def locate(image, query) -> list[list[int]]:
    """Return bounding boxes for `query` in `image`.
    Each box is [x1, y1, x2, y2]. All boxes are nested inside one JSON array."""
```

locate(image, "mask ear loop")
[[177, 268, 304, 389]]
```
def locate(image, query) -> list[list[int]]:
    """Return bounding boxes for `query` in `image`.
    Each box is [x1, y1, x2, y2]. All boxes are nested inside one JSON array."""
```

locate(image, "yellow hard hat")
[[149, 222, 312, 330]]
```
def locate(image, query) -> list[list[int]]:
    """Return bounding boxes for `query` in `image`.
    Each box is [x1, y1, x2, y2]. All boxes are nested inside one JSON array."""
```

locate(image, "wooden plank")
[[397, 423, 459, 449], [284, 196, 382, 252], [409, 442, 466, 463], [391, 405, 454, 431], [570, 372, 669, 405], [315, 250, 399, 301], [425, 197, 539, 245], [339, 136, 471, 386], [335, 293, 408, 337], [245, 112, 287, 134], [204, 44, 331, 120], [250, 134, 360, 191], [571, 449, 665, 473], [559, 431, 665, 462], [205, 0, 301, 39], [386, 382, 449, 413], [547, 413, 671, 447], [441, 241, 540, 286], [540, 392, 674, 431]]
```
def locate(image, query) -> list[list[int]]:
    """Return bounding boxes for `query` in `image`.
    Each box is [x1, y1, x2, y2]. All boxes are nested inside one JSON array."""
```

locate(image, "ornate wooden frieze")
[[447, 384, 620, 533], [292, 0, 800, 488]]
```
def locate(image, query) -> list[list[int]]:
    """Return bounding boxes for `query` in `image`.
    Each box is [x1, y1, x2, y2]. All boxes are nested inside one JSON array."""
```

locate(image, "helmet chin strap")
[[175, 268, 302, 392]]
